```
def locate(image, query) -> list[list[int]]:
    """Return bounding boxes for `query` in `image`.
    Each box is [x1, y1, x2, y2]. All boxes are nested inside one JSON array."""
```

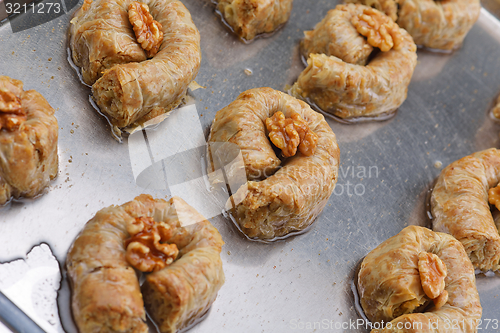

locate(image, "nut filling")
[[128, 1, 163, 58], [351, 7, 402, 52], [488, 184, 500, 210], [125, 216, 179, 272], [418, 252, 448, 309], [265, 111, 318, 158], [0, 88, 26, 131]]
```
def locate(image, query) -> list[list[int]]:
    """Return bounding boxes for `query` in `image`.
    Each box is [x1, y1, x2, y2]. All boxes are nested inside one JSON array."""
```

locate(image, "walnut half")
[[265, 112, 318, 158], [418, 252, 448, 309], [351, 7, 402, 52], [0, 88, 26, 131], [125, 216, 179, 272], [488, 184, 500, 211], [128, 2, 163, 58]]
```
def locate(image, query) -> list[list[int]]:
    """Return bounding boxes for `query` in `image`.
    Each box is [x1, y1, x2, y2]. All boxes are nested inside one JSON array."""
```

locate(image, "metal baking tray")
[[1, 0, 500, 332]]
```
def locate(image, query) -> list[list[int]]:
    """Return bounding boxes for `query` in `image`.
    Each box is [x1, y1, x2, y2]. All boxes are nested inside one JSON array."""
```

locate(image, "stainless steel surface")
[[1, 1, 500, 332], [483, 0, 500, 18], [0, 244, 62, 333], [0, 1, 7, 22]]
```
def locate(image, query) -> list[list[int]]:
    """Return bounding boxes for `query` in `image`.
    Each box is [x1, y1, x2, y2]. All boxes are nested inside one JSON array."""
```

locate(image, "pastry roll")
[[208, 87, 340, 240], [347, 0, 481, 50], [66, 195, 225, 333], [0, 76, 58, 205], [217, 0, 293, 41], [431, 148, 500, 272], [69, 0, 201, 130], [358, 226, 482, 333], [291, 4, 417, 121]]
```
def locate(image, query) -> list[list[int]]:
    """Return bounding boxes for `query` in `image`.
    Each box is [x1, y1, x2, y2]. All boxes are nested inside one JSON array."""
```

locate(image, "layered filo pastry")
[[208, 87, 340, 240], [358, 226, 482, 333], [66, 195, 225, 333], [217, 0, 293, 42], [0, 76, 58, 205], [291, 4, 417, 122], [69, 0, 201, 134], [431, 148, 500, 272]]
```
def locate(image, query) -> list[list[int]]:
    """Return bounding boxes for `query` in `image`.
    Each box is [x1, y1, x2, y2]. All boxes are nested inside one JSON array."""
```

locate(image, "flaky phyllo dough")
[[431, 148, 500, 272], [358, 226, 482, 333], [347, 0, 480, 50], [291, 4, 417, 121], [69, 0, 201, 131], [217, 0, 293, 41], [66, 195, 225, 333], [0, 76, 58, 205], [208, 87, 340, 240]]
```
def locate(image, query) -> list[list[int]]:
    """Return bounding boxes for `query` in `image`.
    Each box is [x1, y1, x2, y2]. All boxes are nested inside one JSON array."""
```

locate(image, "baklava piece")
[[208, 87, 340, 240], [217, 0, 293, 42], [0, 76, 58, 205], [69, 0, 201, 132], [66, 195, 225, 333], [291, 4, 417, 122], [358, 226, 482, 332], [347, 0, 480, 50], [431, 148, 500, 272]]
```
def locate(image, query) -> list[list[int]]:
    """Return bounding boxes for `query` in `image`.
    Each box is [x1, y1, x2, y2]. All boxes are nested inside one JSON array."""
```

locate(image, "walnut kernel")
[[432, 290, 448, 309], [0, 88, 26, 131], [81, 0, 92, 11], [128, 2, 163, 58], [265, 112, 318, 158], [351, 7, 402, 52], [125, 216, 179, 272], [488, 184, 500, 210], [418, 252, 447, 300]]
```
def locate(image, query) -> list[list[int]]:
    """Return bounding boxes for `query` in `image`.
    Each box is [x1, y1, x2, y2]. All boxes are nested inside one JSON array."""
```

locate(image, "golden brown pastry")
[[347, 0, 481, 50], [217, 0, 293, 42], [0, 76, 58, 205], [291, 4, 417, 121], [69, 0, 201, 130], [208, 87, 340, 240], [431, 148, 500, 272], [66, 195, 225, 333], [358, 226, 482, 333]]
